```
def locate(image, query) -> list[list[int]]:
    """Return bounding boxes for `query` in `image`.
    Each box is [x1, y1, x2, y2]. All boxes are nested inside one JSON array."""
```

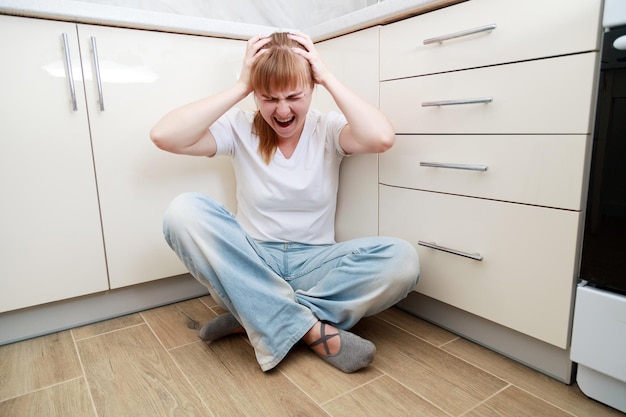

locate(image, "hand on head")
[[239, 35, 272, 93], [240, 32, 331, 92], [287, 32, 331, 85]]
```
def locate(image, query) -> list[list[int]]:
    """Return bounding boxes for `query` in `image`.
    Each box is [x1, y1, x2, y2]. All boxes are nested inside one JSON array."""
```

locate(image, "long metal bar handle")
[[61, 33, 78, 112], [423, 23, 497, 45], [418, 241, 483, 261], [90, 36, 105, 111], [422, 97, 493, 107], [420, 162, 488, 171]]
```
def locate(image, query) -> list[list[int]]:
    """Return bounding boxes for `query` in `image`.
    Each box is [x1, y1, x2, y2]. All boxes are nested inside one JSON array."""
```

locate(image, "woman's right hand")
[[239, 35, 272, 93], [151, 35, 271, 156]]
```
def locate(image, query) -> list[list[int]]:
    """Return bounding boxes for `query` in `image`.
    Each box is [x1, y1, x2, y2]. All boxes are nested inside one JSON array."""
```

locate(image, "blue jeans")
[[163, 192, 420, 371]]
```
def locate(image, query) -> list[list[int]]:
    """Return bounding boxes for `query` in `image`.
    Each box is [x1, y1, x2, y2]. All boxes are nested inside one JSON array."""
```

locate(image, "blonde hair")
[[250, 32, 314, 164]]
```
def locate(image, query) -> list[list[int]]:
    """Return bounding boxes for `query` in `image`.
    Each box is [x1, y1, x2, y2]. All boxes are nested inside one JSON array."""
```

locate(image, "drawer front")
[[380, 134, 588, 210], [380, 0, 602, 80], [380, 53, 598, 134], [379, 185, 582, 348]]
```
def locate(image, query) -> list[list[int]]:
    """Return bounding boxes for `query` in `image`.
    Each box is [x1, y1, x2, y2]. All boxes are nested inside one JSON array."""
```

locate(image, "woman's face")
[[255, 83, 313, 142]]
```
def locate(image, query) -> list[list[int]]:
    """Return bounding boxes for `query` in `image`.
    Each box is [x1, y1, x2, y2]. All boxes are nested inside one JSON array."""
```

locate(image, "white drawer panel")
[[379, 134, 588, 210], [380, 0, 602, 80], [379, 185, 582, 348], [380, 53, 598, 134]]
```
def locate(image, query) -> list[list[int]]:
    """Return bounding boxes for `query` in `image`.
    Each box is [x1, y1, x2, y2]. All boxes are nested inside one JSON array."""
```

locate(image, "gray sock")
[[198, 313, 242, 342], [310, 326, 376, 373]]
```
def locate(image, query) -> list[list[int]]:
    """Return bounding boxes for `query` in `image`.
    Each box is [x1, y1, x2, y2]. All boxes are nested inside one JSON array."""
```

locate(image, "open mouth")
[[274, 116, 295, 128]]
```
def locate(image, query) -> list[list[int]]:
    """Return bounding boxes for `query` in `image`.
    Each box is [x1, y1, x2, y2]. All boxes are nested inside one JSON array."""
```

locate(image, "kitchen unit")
[[379, 0, 603, 383], [0, 14, 245, 342], [0, 17, 110, 313]]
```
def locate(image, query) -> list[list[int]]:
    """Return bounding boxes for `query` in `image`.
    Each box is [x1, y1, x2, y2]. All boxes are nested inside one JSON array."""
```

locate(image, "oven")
[[570, 0, 626, 413]]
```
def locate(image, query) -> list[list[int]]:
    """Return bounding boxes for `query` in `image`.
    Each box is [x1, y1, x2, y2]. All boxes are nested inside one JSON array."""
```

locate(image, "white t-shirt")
[[210, 108, 348, 244]]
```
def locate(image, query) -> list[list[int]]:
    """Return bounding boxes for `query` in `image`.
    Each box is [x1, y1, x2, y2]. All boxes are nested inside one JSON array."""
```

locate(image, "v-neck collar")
[[276, 111, 313, 161]]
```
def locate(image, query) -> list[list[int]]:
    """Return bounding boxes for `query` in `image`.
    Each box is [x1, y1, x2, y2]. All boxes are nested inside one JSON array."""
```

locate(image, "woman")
[[150, 32, 419, 373]]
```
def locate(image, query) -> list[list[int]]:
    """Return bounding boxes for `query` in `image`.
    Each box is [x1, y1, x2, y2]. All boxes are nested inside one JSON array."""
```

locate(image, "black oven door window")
[[581, 33, 626, 295]]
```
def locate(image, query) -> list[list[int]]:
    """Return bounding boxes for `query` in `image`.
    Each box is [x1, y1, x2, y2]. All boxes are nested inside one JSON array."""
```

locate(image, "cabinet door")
[[77, 25, 245, 288], [379, 134, 588, 210], [0, 16, 108, 312], [379, 185, 582, 348], [380, 53, 598, 135], [380, 0, 602, 80], [313, 27, 380, 241]]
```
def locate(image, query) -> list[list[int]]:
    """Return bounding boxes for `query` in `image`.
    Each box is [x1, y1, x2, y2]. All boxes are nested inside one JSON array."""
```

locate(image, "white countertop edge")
[[0, 0, 462, 41], [0, 0, 277, 40], [308, 0, 460, 41]]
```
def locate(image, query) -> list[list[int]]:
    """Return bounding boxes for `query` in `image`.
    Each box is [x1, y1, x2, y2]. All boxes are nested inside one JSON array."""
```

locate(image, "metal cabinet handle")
[[90, 36, 105, 111], [418, 241, 483, 261], [422, 97, 493, 107], [61, 33, 78, 112], [423, 23, 497, 45], [420, 162, 488, 171]]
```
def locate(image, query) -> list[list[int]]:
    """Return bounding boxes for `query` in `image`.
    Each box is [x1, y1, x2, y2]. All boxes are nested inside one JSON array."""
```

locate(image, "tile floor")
[[0, 295, 623, 417]]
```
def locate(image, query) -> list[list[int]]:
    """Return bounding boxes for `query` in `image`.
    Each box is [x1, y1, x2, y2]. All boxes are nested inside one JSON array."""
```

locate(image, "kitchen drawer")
[[380, 53, 598, 134], [380, 0, 602, 80], [379, 134, 588, 210], [379, 185, 582, 348]]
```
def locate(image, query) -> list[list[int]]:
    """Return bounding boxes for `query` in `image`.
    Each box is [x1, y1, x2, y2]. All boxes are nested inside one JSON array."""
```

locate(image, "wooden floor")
[[0, 296, 623, 417]]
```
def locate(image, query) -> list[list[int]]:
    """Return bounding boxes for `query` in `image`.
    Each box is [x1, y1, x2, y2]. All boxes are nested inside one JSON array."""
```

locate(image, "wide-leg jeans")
[[163, 192, 420, 371]]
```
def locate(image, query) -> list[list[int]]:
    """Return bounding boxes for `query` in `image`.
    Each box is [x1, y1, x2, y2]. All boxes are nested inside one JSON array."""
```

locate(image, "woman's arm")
[[289, 32, 395, 155], [150, 35, 271, 156], [149, 82, 247, 156]]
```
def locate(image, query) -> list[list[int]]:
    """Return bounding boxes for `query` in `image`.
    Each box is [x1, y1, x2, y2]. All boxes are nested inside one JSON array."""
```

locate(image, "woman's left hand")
[[288, 32, 395, 155], [288, 32, 332, 86]]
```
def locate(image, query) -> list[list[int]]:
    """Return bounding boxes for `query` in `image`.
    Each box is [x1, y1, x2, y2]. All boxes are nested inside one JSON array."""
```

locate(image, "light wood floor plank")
[[170, 338, 327, 417], [0, 331, 82, 401], [376, 308, 458, 347], [77, 324, 210, 417], [465, 386, 574, 417], [353, 316, 507, 416], [323, 375, 450, 417], [141, 298, 215, 350], [198, 295, 219, 308], [72, 313, 144, 341], [442, 338, 626, 417], [0, 378, 94, 417], [278, 342, 383, 404]]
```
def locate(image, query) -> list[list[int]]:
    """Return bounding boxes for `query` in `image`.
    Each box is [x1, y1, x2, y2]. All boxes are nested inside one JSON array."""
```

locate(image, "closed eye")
[[260, 92, 306, 102]]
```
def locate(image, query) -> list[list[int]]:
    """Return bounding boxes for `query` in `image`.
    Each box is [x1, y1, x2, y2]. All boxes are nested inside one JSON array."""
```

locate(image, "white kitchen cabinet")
[[380, 0, 602, 80], [380, 53, 598, 135], [379, 0, 603, 377], [380, 185, 582, 348], [313, 26, 380, 241], [77, 24, 243, 288], [0, 14, 246, 313], [379, 134, 588, 211], [0, 15, 108, 312]]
